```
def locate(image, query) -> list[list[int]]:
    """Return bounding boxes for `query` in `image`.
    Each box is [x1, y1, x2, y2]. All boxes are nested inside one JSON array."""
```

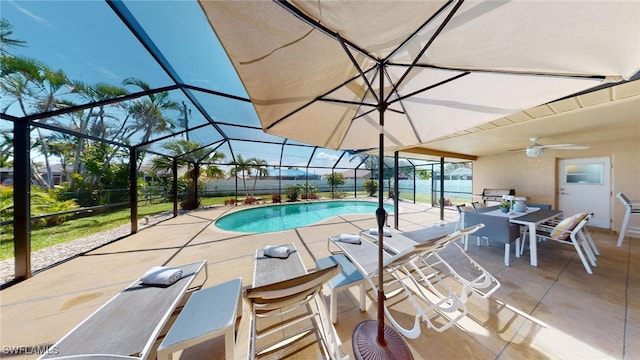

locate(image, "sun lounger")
[[329, 233, 466, 338], [247, 245, 348, 359], [253, 243, 306, 287], [39, 261, 208, 360], [329, 225, 499, 339]]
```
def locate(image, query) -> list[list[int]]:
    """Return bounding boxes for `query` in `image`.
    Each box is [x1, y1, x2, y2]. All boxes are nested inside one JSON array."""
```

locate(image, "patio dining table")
[[481, 207, 563, 267]]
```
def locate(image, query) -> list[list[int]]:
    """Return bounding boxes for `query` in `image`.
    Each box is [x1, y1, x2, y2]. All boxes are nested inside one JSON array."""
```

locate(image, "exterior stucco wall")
[[473, 136, 640, 236]]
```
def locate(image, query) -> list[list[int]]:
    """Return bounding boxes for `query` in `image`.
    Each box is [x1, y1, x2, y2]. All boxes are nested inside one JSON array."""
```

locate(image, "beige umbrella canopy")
[[201, 1, 638, 153], [200, 0, 639, 357]]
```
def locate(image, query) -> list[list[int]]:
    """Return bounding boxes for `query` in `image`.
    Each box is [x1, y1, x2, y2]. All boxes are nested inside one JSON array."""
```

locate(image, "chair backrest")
[[386, 224, 484, 268], [464, 211, 519, 243], [526, 203, 552, 210], [472, 201, 486, 209], [246, 264, 340, 312], [616, 192, 632, 207], [550, 212, 589, 240]]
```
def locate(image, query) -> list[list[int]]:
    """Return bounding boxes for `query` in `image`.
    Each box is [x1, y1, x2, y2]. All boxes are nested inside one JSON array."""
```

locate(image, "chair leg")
[[571, 235, 593, 274], [617, 209, 631, 247], [578, 232, 597, 266], [515, 237, 520, 259], [504, 243, 510, 267], [582, 228, 600, 256], [519, 227, 529, 256], [358, 281, 366, 312], [330, 289, 337, 324]]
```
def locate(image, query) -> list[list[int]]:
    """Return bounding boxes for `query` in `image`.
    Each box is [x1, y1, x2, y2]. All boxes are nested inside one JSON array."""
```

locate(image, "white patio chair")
[[533, 213, 596, 274], [616, 192, 640, 247], [533, 212, 599, 263]]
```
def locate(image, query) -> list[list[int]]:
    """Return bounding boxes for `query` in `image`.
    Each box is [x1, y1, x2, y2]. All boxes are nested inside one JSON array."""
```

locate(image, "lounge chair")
[[39, 261, 208, 360], [409, 225, 501, 302], [245, 264, 348, 360], [329, 225, 499, 339]]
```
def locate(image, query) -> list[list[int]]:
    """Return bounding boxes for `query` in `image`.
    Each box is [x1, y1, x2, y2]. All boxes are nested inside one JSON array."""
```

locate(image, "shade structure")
[[200, 0, 639, 152], [200, 0, 640, 355]]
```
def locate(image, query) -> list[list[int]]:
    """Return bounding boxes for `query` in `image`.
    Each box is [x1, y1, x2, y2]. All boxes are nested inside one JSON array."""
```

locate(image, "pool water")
[[215, 200, 393, 233]]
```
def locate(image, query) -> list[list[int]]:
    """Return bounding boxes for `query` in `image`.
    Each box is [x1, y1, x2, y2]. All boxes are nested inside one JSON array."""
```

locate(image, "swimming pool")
[[215, 200, 393, 233]]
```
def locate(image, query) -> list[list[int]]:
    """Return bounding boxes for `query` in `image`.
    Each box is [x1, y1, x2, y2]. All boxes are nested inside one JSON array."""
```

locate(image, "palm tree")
[[249, 158, 269, 197], [229, 155, 252, 198], [1, 55, 73, 188], [67, 80, 129, 185], [0, 19, 26, 56], [151, 140, 225, 209], [122, 78, 180, 146]]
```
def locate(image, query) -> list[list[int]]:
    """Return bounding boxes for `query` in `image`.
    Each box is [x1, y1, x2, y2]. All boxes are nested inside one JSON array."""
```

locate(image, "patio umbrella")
[[200, 0, 640, 356]]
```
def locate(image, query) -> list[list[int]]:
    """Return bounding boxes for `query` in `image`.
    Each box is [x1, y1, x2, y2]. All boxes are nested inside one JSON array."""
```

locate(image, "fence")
[[203, 178, 473, 204]]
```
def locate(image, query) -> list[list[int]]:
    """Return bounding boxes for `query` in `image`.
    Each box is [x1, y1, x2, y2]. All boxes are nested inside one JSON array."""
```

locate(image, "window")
[[564, 163, 603, 185]]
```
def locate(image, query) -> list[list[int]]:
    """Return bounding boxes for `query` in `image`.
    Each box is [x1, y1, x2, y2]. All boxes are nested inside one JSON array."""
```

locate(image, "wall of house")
[[473, 137, 640, 237]]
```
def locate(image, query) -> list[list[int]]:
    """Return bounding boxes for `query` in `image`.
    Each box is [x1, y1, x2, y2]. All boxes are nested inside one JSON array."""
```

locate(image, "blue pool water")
[[215, 201, 393, 233]]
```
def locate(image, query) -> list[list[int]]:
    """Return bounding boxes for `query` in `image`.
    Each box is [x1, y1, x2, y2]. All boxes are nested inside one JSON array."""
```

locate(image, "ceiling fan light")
[[526, 147, 543, 158]]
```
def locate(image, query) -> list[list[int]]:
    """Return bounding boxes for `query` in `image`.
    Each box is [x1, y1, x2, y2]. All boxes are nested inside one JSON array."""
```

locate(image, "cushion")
[[550, 213, 588, 240]]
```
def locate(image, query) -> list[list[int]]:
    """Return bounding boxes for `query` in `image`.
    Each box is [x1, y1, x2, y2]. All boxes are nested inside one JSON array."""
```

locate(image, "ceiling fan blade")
[[539, 144, 590, 150]]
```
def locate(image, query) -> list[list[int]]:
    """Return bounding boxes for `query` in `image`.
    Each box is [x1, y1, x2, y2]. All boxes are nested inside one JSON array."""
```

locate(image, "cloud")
[[9, 0, 56, 29], [315, 152, 339, 162], [85, 62, 120, 81]]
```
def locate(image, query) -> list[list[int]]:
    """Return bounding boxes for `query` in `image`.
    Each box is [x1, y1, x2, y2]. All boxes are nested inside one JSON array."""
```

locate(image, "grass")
[[1, 193, 470, 261], [0, 196, 240, 261]]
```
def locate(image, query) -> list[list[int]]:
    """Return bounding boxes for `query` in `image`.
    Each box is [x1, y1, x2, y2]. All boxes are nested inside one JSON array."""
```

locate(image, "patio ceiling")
[[401, 77, 640, 160]]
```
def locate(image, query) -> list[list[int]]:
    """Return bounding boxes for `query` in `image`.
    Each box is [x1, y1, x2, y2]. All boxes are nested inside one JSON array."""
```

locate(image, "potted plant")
[[500, 200, 511, 213]]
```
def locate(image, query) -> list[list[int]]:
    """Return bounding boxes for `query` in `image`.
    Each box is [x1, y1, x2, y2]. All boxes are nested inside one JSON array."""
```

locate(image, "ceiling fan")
[[515, 137, 590, 158]]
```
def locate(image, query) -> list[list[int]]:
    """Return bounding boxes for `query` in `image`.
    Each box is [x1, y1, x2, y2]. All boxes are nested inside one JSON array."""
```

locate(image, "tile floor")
[[1, 200, 638, 359]]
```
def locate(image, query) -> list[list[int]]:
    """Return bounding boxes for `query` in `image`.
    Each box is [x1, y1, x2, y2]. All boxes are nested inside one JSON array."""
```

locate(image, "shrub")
[[298, 183, 318, 200], [243, 196, 258, 205], [272, 194, 281, 203], [284, 185, 300, 202], [362, 179, 378, 196]]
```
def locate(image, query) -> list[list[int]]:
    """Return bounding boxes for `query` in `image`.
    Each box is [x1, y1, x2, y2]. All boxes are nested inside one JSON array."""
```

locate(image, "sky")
[[1, 0, 372, 174]]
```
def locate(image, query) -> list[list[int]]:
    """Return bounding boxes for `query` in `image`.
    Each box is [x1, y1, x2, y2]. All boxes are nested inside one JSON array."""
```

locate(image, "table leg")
[[529, 223, 537, 267], [225, 326, 235, 360]]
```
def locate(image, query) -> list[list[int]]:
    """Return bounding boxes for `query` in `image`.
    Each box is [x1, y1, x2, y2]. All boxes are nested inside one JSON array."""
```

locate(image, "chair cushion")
[[550, 213, 588, 240]]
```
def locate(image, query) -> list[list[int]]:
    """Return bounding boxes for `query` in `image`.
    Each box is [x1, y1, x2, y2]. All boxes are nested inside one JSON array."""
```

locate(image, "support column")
[[130, 147, 138, 234], [193, 163, 199, 208], [440, 157, 445, 221], [172, 158, 178, 217], [394, 151, 399, 229], [13, 120, 31, 280]]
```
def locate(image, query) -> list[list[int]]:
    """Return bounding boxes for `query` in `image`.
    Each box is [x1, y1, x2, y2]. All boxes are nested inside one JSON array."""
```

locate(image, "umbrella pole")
[[376, 129, 386, 345], [351, 66, 412, 359]]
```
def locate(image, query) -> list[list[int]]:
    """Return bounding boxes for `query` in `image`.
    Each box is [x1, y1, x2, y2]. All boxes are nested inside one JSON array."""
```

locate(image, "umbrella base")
[[352, 320, 413, 360]]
